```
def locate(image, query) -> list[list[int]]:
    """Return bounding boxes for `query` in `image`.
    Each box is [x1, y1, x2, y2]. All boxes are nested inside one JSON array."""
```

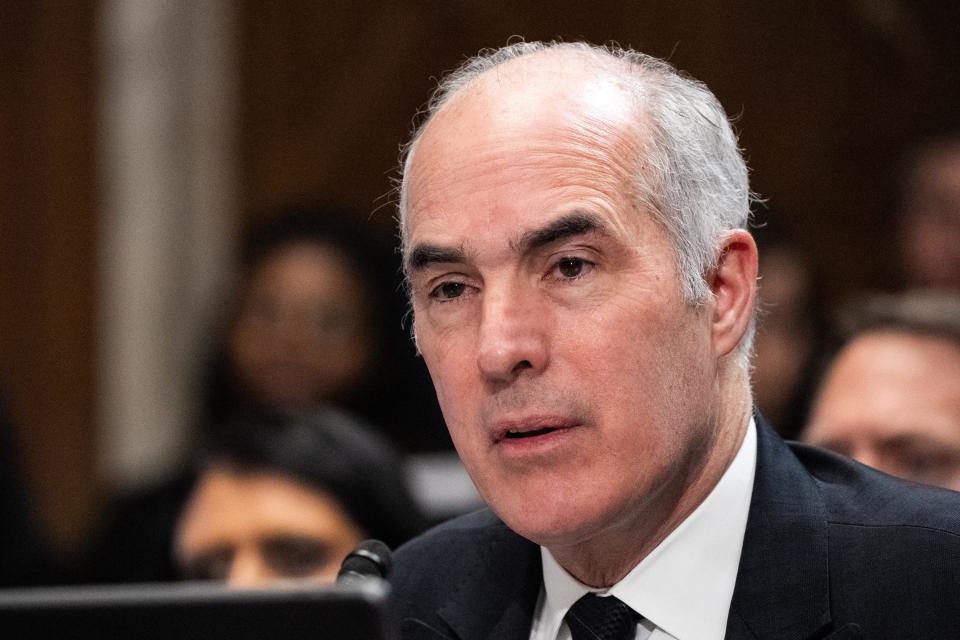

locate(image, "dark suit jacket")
[[389, 419, 960, 639]]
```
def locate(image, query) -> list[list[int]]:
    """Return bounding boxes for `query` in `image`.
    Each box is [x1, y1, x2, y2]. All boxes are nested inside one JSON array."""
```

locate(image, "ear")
[[709, 229, 758, 358]]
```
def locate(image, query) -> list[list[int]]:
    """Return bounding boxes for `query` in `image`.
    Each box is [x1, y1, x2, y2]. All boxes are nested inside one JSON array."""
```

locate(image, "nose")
[[269, 307, 319, 352], [226, 548, 272, 588], [850, 444, 883, 474], [476, 284, 549, 384]]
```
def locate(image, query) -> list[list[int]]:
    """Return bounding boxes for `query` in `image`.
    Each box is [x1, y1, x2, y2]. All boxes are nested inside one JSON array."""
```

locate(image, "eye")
[[242, 296, 281, 326], [261, 536, 332, 578], [902, 449, 960, 485], [552, 257, 594, 280], [181, 547, 234, 581], [430, 281, 468, 301]]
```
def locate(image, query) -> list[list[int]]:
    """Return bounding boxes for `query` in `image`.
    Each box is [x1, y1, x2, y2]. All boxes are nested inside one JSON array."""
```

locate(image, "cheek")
[[420, 337, 497, 473], [434, 376, 479, 446], [312, 563, 342, 585], [585, 305, 712, 429], [579, 298, 701, 377], [421, 341, 475, 419], [419, 304, 476, 379]]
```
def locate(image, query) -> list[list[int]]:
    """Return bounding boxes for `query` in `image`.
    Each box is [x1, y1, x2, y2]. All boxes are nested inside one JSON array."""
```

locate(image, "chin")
[[510, 516, 610, 552], [490, 490, 616, 549]]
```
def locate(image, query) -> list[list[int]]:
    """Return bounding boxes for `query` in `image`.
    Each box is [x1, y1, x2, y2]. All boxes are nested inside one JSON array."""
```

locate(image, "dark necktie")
[[564, 593, 639, 640]]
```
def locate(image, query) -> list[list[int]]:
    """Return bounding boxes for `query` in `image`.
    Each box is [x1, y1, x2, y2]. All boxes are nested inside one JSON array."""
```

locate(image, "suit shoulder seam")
[[827, 520, 960, 539]]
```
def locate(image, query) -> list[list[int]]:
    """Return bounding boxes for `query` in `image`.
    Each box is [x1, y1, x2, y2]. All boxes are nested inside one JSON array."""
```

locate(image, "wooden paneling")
[[0, 1, 99, 554], [236, 1, 960, 299]]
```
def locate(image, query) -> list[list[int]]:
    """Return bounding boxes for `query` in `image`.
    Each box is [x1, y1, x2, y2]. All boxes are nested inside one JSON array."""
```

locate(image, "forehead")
[[815, 331, 960, 433], [251, 244, 357, 290], [180, 469, 354, 544], [835, 331, 960, 383], [403, 53, 649, 247], [915, 144, 960, 187]]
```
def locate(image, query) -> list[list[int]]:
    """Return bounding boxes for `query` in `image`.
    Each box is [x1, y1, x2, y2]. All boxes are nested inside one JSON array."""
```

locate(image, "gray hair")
[[398, 41, 755, 352]]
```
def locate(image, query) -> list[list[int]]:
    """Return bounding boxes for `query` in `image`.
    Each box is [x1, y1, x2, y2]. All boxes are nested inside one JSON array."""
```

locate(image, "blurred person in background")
[[174, 409, 426, 587], [750, 212, 828, 439], [88, 202, 446, 584], [204, 201, 448, 451], [803, 290, 960, 490], [898, 132, 960, 292], [209, 202, 472, 520], [206, 203, 388, 428]]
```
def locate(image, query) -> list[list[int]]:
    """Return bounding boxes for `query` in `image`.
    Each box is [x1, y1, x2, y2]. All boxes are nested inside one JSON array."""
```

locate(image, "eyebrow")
[[406, 244, 466, 273], [516, 211, 606, 252], [881, 433, 953, 454], [404, 210, 606, 273]]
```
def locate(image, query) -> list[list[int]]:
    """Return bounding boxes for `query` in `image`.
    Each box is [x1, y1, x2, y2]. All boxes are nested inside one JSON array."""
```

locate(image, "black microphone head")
[[337, 539, 393, 582]]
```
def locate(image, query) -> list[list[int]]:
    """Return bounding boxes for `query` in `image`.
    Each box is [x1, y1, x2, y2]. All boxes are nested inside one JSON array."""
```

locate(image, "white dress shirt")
[[528, 418, 757, 640]]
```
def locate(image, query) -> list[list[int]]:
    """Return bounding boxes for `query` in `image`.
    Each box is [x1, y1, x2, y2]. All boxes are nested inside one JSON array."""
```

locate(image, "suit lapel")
[[438, 524, 541, 640], [404, 520, 541, 640], [726, 418, 837, 640]]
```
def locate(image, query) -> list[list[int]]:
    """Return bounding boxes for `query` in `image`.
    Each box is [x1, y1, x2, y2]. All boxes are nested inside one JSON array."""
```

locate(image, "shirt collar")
[[535, 417, 757, 640]]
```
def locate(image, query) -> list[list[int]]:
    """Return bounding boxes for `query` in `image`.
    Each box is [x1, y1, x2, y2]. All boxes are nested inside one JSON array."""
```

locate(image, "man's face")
[[403, 68, 722, 551], [806, 331, 960, 490]]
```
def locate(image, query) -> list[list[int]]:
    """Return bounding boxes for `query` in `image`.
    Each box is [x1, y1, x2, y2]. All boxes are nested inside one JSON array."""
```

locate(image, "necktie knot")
[[565, 593, 638, 640]]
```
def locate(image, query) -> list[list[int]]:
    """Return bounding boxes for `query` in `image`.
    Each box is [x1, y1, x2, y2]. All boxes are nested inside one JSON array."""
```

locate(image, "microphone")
[[337, 539, 393, 586]]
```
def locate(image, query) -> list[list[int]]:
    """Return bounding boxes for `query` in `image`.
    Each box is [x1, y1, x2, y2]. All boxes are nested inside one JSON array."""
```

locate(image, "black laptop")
[[0, 580, 394, 639]]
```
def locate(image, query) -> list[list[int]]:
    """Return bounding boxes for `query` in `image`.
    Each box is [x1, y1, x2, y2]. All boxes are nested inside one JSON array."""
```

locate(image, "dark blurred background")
[[1, 1, 958, 564]]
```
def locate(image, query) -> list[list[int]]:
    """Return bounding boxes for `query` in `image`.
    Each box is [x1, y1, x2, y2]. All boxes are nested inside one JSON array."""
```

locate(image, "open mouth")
[[492, 416, 579, 444], [504, 427, 558, 439]]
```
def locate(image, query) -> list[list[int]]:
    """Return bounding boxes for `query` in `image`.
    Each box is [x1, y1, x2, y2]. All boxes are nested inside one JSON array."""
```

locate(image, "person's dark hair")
[[833, 289, 960, 347], [198, 407, 428, 550], [238, 201, 389, 286]]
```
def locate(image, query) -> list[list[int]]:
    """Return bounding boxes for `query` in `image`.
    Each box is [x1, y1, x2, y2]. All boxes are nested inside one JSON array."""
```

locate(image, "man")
[[389, 42, 960, 640], [804, 290, 960, 491]]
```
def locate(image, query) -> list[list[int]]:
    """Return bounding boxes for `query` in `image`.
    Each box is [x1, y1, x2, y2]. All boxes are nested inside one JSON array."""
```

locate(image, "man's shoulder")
[[788, 442, 960, 633], [388, 509, 541, 637], [393, 508, 519, 567], [391, 508, 536, 588], [789, 440, 960, 534], [732, 426, 960, 637]]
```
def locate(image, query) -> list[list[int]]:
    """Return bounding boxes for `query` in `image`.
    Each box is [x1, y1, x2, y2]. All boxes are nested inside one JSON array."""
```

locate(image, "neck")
[[549, 373, 752, 587]]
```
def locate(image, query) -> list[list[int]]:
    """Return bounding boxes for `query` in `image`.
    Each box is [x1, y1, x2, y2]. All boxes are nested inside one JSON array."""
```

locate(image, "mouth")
[[505, 426, 558, 439], [492, 417, 580, 444]]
